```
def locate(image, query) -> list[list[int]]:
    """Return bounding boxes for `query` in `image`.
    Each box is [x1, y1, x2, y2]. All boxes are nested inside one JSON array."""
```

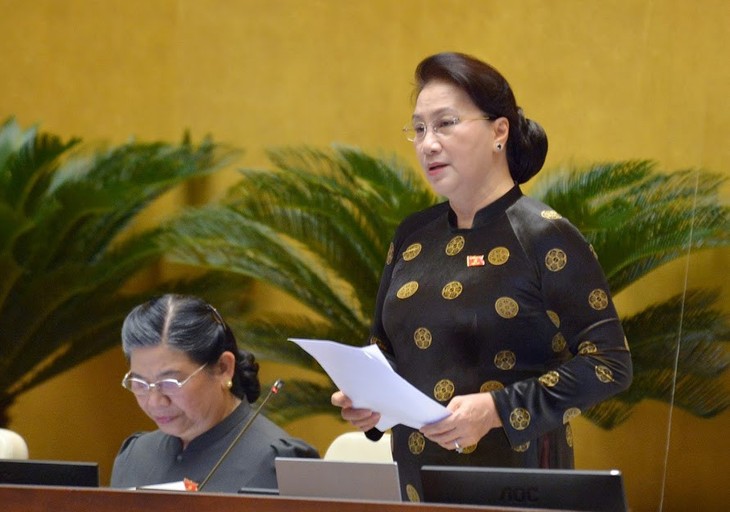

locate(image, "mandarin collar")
[[183, 399, 251, 452], [447, 185, 523, 230]]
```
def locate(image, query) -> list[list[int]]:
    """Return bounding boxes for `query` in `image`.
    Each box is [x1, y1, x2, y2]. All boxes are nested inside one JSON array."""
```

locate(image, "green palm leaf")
[[0, 118, 250, 426], [623, 289, 729, 378], [261, 378, 339, 425], [228, 315, 347, 370], [161, 145, 437, 342]]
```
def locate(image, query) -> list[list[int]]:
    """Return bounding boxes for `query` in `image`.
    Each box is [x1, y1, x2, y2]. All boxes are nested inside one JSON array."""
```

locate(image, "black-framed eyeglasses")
[[121, 363, 208, 397], [403, 115, 493, 143]]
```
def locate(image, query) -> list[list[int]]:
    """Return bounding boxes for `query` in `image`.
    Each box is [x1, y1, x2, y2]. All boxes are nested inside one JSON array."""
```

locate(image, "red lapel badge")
[[466, 255, 485, 267]]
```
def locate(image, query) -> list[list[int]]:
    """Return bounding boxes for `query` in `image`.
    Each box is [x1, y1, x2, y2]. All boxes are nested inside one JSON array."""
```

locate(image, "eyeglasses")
[[121, 363, 208, 397], [403, 115, 493, 143]]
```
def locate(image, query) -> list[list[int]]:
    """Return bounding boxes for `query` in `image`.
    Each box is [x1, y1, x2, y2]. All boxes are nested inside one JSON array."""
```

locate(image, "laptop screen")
[[0, 459, 99, 487], [274, 457, 402, 502], [421, 465, 628, 512]]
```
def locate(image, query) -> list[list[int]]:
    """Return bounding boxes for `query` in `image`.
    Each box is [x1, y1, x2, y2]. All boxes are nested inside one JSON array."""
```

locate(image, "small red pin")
[[466, 255, 485, 267]]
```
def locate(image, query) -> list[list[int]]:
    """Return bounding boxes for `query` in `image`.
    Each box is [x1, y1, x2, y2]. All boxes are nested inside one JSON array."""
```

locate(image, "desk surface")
[[0, 484, 562, 512]]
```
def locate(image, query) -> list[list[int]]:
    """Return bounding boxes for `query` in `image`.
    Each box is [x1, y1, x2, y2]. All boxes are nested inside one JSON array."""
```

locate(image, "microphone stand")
[[196, 379, 285, 491]]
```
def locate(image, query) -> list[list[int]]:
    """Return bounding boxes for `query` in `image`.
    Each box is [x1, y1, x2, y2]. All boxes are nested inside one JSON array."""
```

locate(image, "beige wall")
[[2, 1, 728, 511]]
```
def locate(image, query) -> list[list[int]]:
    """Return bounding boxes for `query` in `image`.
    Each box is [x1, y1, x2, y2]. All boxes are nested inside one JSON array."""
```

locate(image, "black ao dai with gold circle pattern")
[[367, 186, 633, 502]]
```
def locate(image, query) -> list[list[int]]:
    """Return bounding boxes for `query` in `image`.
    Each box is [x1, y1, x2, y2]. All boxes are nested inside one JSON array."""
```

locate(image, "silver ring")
[[454, 441, 463, 453]]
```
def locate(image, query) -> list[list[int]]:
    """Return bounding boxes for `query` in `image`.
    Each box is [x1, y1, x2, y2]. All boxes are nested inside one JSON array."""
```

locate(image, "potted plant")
[[0, 118, 251, 426]]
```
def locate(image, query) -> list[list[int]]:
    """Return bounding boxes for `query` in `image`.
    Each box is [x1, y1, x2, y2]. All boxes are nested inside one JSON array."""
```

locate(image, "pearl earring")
[[226, 380, 233, 389]]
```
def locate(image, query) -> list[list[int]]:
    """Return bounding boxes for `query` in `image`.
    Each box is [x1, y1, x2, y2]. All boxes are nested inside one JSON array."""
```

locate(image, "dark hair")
[[414, 52, 548, 183], [121, 294, 261, 403]]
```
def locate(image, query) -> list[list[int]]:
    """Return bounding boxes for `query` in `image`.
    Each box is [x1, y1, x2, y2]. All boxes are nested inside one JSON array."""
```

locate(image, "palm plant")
[[161, 147, 730, 429], [0, 118, 251, 427]]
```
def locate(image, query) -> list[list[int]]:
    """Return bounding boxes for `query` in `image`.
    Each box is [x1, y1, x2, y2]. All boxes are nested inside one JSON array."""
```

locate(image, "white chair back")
[[323, 431, 392, 463], [0, 428, 29, 459]]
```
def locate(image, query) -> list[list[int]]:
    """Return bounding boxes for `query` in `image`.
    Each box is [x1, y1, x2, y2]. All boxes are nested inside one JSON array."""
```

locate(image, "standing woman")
[[111, 294, 318, 492], [332, 52, 632, 501]]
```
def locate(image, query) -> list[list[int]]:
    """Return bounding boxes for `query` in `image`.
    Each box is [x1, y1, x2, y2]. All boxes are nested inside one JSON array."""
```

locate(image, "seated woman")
[[110, 294, 319, 492]]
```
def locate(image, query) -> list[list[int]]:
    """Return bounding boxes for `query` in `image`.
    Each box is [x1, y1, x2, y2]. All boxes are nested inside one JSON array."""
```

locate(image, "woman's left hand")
[[420, 392, 503, 452]]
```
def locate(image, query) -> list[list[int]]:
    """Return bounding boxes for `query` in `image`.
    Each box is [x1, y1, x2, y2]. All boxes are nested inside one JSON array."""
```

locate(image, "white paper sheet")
[[289, 338, 450, 430], [136, 480, 187, 491]]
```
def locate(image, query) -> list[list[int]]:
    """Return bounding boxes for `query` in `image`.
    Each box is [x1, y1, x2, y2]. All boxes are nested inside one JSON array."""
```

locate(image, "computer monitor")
[[0, 459, 99, 487], [421, 465, 628, 512], [274, 457, 402, 502]]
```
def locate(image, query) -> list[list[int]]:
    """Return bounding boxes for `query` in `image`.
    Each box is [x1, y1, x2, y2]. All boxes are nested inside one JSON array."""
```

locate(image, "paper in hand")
[[289, 338, 449, 430]]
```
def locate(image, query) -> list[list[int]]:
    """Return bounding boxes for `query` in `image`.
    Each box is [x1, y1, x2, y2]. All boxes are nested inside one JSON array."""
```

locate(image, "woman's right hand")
[[331, 391, 381, 431]]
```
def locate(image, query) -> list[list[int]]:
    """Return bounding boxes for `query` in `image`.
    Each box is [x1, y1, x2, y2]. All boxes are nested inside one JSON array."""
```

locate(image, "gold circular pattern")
[[406, 484, 420, 502], [459, 443, 477, 454], [544, 248, 568, 272], [595, 365, 615, 383], [413, 327, 432, 349], [369, 336, 388, 353], [408, 432, 425, 455], [494, 350, 516, 371], [563, 407, 582, 424], [480, 380, 504, 393], [396, 281, 419, 299], [402, 243, 422, 261], [441, 281, 463, 300], [541, 209, 562, 220], [546, 310, 560, 328], [487, 247, 510, 265], [578, 341, 598, 355], [539, 371, 560, 387], [433, 379, 455, 401], [566, 423, 574, 448], [386, 243, 394, 265], [445, 236, 465, 256], [588, 289, 609, 310], [495, 297, 519, 318], [513, 441, 530, 452], [509, 408, 531, 430], [551, 332, 567, 353]]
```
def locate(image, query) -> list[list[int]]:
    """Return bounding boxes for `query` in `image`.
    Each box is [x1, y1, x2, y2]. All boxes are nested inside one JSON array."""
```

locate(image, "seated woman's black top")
[[110, 400, 319, 492]]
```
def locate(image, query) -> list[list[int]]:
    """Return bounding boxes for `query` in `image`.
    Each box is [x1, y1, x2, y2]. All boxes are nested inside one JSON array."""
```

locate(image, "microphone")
[[195, 379, 285, 491]]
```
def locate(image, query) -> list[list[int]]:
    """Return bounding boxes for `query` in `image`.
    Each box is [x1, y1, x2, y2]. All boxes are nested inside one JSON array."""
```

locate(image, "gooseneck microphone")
[[196, 379, 285, 491]]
